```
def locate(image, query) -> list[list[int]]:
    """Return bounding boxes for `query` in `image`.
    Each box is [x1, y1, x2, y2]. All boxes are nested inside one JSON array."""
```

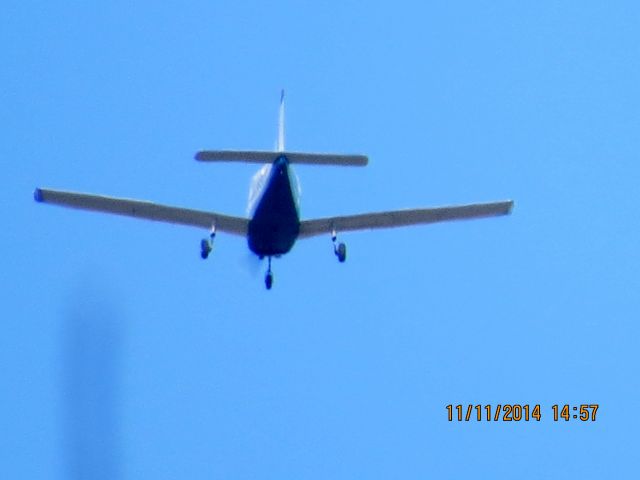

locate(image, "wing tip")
[[34, 188, 43, 203], [505, 200, 515, 214]]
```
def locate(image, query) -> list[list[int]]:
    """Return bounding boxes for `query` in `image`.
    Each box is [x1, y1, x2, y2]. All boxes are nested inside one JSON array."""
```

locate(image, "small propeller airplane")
[[34, 91, 513, 289]]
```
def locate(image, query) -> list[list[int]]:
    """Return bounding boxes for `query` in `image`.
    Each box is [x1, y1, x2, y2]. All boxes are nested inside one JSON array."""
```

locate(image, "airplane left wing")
[[298, 200, 514, 238], [34, 188, 249, 235]]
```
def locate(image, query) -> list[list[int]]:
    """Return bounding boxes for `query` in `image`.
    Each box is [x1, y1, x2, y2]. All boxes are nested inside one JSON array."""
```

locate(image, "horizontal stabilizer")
[[299, 201, 514, 238], [34, 188, 249, 235], [195, 150, 368, 166]]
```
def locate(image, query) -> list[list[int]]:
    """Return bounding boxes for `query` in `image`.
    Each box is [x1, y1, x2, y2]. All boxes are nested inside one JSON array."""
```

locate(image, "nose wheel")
[[265, 257, 274, 290]]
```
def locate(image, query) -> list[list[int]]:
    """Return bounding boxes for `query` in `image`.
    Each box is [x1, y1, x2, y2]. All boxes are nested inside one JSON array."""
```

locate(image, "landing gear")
[[200, 225, 216, 259], [265, 257, 274, 290], [200, 239, 212, 259], [332, 230, 347, 263]]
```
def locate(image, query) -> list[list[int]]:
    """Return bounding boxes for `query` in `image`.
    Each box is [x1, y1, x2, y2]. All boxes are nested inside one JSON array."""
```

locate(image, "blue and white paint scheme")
[[245, 92, 302, 257], [34, 92, 514, 289]]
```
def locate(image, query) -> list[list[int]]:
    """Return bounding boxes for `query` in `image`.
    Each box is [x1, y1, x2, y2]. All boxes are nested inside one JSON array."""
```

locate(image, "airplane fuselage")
[[247, 155, 300, 257]]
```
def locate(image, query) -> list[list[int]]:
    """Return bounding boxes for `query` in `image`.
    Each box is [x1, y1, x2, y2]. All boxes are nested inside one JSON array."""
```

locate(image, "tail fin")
[[277, 89, 285, 152]]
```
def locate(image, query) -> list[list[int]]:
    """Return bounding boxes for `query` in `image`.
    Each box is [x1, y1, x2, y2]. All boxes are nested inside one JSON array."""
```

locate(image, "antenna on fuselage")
[[277, 89, 285, 152]]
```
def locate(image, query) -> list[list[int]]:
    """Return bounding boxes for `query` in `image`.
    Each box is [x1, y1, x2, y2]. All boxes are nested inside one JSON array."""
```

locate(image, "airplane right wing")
[[298, 201, 514, 238], [34, 188, 249, 235]]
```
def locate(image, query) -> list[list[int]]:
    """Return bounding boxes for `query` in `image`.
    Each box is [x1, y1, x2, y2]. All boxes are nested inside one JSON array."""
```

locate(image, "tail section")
[[277, 89, 285, 152], [196, 150, 368, 166], [194, 91, 369, 166]]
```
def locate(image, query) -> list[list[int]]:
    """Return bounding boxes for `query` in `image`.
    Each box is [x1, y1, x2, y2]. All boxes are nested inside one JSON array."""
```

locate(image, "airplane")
[[34, 91, 513, 290]]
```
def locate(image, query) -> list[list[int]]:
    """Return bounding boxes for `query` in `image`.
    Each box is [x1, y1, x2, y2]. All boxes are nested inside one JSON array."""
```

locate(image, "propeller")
[[239, 251, 263, 277]]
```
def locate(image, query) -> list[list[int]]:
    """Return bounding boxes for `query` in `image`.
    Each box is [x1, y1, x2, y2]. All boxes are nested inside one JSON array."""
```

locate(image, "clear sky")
[[2, 1, 639, 478]]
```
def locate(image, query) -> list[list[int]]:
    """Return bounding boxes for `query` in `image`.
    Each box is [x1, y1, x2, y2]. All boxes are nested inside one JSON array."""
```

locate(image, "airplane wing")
[[298, 200, 514, 238], [34, 188, 249, 236], [195, 150, 368, 166]]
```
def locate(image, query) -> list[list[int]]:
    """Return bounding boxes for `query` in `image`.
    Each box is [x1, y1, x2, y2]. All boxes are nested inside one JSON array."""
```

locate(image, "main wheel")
[[336, 242, 347, 263], [265, 271, 274, 290], [200, 239, 212, 259]]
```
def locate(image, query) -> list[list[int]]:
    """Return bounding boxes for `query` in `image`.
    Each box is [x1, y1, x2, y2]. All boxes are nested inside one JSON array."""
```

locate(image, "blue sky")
[[2, 1, 639, 478]]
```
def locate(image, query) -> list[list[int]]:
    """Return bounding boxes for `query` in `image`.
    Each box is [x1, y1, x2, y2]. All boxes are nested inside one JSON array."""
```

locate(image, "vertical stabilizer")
[[277, 89, 285, 152]]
